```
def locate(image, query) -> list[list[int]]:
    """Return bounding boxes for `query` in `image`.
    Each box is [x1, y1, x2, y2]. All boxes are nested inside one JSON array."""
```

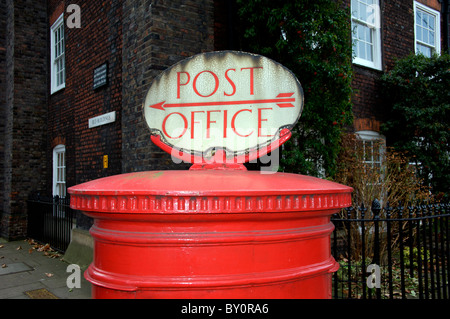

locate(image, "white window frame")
[[355, 130, 385, 170], [53, 144, 66, 198], [351, 0, 382, 70], [414, 2, 441, 57], [50, 14, 65, 94]]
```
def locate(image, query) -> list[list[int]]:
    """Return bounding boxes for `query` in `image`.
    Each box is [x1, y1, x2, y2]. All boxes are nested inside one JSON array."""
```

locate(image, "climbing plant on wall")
[[380, 53, 450, 196], [236, 0, 354, 177]]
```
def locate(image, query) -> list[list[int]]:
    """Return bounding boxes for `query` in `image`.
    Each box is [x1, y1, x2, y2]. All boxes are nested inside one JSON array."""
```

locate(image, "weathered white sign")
[[143, 51, 303, 163], [88, 111, 116, 128]]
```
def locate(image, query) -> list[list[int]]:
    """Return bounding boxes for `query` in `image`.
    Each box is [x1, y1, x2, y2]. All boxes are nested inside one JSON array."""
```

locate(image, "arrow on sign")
[[148, 93, 296, 110]]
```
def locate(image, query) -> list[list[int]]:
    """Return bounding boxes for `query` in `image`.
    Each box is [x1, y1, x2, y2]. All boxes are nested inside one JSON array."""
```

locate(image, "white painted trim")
[[414, 1, 441, 56], [52, 144, 66, 197], [351, 0, 382, 70], [356, 130, 385, 141], [50, 14, 65, 94]]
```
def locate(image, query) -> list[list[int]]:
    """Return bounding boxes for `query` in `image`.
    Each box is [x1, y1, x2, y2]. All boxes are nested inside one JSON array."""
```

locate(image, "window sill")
[[50, 85, 66, 95], [352, 58, 382, 71]]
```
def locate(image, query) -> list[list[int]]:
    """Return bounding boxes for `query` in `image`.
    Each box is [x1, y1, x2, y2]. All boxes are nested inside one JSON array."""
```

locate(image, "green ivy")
[[236, 0, 354, 177], [380, 53, 450, 195]]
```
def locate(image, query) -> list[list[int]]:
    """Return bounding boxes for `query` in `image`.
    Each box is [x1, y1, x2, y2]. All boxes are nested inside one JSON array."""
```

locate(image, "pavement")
[[0, 238, 91, 299]]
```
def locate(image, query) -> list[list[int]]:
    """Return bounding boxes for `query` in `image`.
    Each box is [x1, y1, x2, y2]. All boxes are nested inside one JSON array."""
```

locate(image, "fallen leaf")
[[38, 244, 51, 252], [28, 248, 33, 254], [0, 245, 4, 248], [1, 264, 7, 268], [45, 273, 54, 277], [16, 246, 22, 250]]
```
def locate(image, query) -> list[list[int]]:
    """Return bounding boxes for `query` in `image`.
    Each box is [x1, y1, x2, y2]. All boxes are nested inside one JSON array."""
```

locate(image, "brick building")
[[0, 0, 448, 241], [349, 0, 448, 174], [351, 0, 447, 146], [0, 0, 48, 239]]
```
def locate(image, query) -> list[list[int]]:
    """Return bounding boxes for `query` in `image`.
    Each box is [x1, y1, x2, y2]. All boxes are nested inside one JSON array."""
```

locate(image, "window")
[[351, 0, 382, 70], [50, 14, 65, 93], [414, 2, 441, 57], [356, 131, 385, 171], [53, 144, 66, 197]]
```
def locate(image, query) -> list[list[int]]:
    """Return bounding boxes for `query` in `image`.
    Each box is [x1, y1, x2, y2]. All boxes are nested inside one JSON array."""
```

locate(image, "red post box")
[[68, 51, 352, 298], [68, 169, 351, 299]]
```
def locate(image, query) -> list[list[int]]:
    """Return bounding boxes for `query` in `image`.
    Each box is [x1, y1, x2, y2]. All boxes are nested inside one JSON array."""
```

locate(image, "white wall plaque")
[[89, 111, 116, 129]]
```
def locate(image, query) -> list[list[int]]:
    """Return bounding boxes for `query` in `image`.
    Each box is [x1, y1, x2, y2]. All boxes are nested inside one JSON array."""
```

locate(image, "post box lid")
[[68, 171, 352, 214]]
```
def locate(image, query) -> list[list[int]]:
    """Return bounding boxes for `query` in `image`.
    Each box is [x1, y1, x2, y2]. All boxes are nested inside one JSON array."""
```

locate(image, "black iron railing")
[[27, 194, 75, 252], [25, 192, 449, 298], [331, 200, 450, 299]]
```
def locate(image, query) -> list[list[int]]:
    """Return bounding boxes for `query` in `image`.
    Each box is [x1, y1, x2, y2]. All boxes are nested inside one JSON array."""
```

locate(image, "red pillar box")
[[69, 170, 351, 299], [68, 51, 352, 299]]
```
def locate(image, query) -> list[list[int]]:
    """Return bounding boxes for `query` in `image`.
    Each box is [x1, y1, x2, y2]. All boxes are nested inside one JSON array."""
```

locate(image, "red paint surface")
[[69, 170, 352, 299]]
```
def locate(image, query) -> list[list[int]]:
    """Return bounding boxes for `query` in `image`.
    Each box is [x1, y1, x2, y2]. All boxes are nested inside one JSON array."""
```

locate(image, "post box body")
[[68, 170, 352, 299]]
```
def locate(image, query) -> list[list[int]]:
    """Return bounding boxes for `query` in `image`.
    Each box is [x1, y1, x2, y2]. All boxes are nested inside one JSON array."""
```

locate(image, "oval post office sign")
[[143, 51, 304, 165]]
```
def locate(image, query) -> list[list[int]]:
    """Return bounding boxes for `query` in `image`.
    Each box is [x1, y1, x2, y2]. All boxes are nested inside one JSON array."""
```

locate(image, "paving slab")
[[0, 239, 91, 299], [0, 262, 33, 275]]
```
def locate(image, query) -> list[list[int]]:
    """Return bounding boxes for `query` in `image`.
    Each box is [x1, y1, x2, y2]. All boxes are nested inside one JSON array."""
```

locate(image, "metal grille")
[[27, 194, 75, 253], [332, 200, 450, 299]]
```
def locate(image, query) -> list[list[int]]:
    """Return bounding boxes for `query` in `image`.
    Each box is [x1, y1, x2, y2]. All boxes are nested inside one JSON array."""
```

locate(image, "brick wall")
[[0, 0, 12, 239], [1, 0, 47, 240], [0, 0, 6, 223], [47, 0, 123, 192], [349, 0, 418, 133], [121, 0, 214, 172], [68, 0, 122, 185], [416, 0, 441, 11], [47, 0, 123, 230], [382, 1, 415, 71]]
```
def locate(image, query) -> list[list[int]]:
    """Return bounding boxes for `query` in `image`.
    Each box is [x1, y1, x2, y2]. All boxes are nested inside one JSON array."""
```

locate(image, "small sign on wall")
[[93, 63, 108, 90], [89, 111, 116, 128], [103, 155, 108, 169]]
